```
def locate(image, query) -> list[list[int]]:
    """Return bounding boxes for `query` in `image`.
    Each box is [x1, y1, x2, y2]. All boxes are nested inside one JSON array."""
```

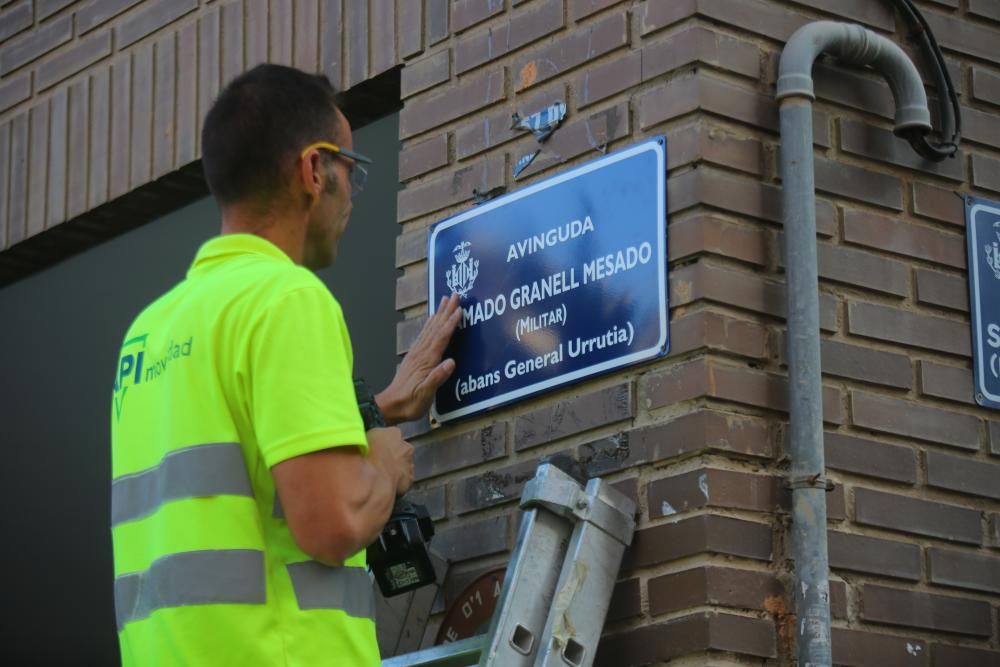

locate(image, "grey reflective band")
[[112, 442, 253, 527], [115, 549, 266, 630], [287, 561, 376, 621]]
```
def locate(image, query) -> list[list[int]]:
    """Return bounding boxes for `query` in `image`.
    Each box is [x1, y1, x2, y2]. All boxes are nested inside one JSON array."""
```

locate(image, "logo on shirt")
[[113, 335, 195, 422]]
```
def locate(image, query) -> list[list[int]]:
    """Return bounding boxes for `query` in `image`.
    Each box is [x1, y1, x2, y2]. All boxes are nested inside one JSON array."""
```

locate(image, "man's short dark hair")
[[201, 64, 342, 207]]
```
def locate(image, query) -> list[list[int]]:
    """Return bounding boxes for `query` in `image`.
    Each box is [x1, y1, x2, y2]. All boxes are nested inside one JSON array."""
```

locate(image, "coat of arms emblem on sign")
[[446, 241, 479, 298], [986, 221, 1000, 280]]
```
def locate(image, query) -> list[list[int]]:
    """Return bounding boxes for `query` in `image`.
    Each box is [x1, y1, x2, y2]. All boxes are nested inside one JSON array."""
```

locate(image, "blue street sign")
[[967, 196, 1000, 410], [428, 136, 668, 423]]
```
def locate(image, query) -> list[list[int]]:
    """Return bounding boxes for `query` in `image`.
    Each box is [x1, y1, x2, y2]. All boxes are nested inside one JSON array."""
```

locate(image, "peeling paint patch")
[[906, 643, 922, 656], [697, 473, 709, 501], [661, 501, 677, 516]]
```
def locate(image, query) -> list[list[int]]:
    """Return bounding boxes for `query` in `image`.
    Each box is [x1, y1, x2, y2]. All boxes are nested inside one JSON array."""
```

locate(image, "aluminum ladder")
[[381, 456, 636, 667]]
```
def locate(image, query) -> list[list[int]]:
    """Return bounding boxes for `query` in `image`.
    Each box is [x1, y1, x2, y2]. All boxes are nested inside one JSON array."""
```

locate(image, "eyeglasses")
[[300, 142, 372, 198]]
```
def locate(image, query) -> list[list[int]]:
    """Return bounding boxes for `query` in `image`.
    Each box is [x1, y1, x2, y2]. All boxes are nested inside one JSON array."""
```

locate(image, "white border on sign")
[[969, 202, 1000, 404], [428, 137, 668, 422]]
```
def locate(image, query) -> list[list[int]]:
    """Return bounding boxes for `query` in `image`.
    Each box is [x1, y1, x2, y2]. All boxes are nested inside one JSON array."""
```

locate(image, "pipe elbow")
[[777, 21, 852, 101]]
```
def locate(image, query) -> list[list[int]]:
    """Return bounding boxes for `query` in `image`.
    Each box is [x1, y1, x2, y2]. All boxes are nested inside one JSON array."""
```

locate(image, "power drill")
[[354, 379, 436, 597]]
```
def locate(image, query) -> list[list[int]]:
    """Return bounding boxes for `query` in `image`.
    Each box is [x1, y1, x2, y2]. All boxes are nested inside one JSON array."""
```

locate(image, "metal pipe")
[[776, 22, 931, 667]]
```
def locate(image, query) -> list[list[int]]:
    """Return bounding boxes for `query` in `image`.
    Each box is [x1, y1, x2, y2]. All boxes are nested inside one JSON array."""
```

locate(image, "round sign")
[[435, 568, 507, 645]]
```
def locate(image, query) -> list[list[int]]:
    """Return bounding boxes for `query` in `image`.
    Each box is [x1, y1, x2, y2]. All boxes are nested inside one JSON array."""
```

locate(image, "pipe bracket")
[[785, 475, 835, 491]]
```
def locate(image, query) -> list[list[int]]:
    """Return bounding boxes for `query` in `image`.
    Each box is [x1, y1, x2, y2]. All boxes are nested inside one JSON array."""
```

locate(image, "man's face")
[[303, 110, 354, 269]]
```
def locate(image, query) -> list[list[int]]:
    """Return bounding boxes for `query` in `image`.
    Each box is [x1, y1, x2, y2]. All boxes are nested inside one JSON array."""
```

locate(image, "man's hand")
[[366, 427, 415, 495], [377, 293, 462, 424]]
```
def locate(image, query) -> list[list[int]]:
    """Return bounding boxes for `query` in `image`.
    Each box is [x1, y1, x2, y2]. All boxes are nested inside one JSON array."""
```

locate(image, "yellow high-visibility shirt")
[[111, 233, 377, 666]]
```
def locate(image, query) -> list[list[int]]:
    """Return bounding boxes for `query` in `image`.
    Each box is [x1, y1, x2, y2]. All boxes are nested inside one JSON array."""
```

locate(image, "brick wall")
[[4, 0, 1000, 664]]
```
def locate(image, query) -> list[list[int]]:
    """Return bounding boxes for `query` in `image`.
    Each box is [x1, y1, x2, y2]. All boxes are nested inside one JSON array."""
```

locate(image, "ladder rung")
[[381, 635, 485, 667]]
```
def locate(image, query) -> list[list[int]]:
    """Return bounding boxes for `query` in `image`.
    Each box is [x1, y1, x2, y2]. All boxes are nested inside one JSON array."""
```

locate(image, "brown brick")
[[514, 382, 633, 451], [37, 0, 74, 19], [971, 154, 1000, 194], [991, 421, 1000, 457], [919, 361, 975, 405], [931, 644, 1000, 667], [512, 101, 630, 180], [88, 67, 109, 209], [0, 14, 71, 74], [130, 42, 154, 190], [513, 11, 627, 91], [433, 515, 509, 563], [862, 584, 992, 636], [401, 49, 450, 99], [668, 215, 768, 267], [969, 0, 1000, 20], [912, 181, 964, 227], [575, 49, 640, 109], [0, 122, 8, 247], [854, 487, 981, 544], [793, 0, 894, 29], [451, 0, 504, 33], [37, 30, 112, 93], [425, 0, 449, 47], [197, 9, 221, 142], [407, 484, 446, 521], [117, 0, 197, 49], [987, 513, 1000, 547], [369, 0, 395, 76], [65, 81, 88, 220], [814, 156, 903, 210], [47, 87, 67, 228], [399, 134, 448, 182], [222, 0, 245, 85], [668, 121, 762, 176], [588, 409, 774, 473], [623, 515, 772, 571], [397, 0, 422, 60], [453, 454, 542, 514], [844, 209, 966, 269], [669, 310, 768, 360], [840, 119, 964, 181], [670, 261, 838, 332], [915, 268, 969, 313], [176, 22, 197, 166], [395, 264, 426, 310], [928, 548, 1000, 594], [454, 1, 563, 74], [571, 0, 624, 21], [595, 612, 776, 665], [645, 357, 843, 423], [6, 111, 27, 246], [152, 33, 175, 180], [400, 67, 506, 138], [344, 0, 367, 85], [396, 314, 425, 355], [0, 71, 29, 113], [924, 10, 998, 63], [320, 0, 342, 83], [778, 239, 909, 298], [642, 25, 758, 81], [832, 628, 929, 667], [397, 154, 504, 221], [649, 468, 780, 518], [828, 531, 921, 580], [668, 167, 837, 235], [635, 0, 696, 37], [26, 100, 47, 238], [852, 390, 978, 450], [639, 0, 809, 42], [639, 72, 832, 148], [962, 105, 1000, 151], [825, 431, 918, 484], [972, 67, 1000, 107], [78, 0, 142, 34], [812, 61, 895, 120], [605, 577, 641, 623], [414, 423, 507, 481], [0, 1, 32, 43], [848, 302, 970, 357], [395, 226, 427, 268], [926, 450, 1000, 501], [779, 336, 913, 390], [648, 566, 781, 616]]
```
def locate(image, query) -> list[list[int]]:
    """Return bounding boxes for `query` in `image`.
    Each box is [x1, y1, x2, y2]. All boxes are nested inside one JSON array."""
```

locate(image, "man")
[[110, 64, 461, 666]]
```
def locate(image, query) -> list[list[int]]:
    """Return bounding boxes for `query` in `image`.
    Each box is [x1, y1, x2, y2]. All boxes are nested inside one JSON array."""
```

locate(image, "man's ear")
[[298, 149, 327, 203]]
